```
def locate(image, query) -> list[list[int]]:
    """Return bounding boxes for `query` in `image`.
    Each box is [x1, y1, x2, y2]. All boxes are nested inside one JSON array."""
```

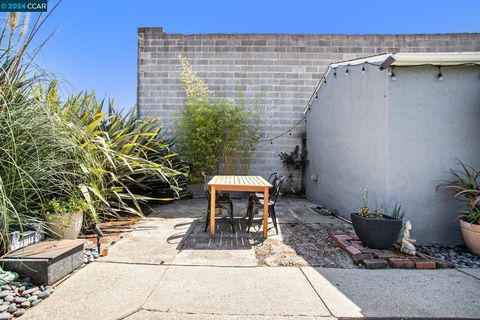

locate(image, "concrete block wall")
[[137, 28, 480, 186]]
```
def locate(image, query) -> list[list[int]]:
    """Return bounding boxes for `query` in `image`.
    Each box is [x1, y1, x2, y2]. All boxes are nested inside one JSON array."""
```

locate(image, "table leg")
[[263, 186, 269, 239], [210, 185, 216, 238]]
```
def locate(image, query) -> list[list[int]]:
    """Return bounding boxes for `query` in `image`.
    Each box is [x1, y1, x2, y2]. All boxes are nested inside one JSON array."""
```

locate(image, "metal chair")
[[254, 172, 278, 199], [203, 173, 235, 233], [202, 172, 230, 201], [246, 176, 285, 234]]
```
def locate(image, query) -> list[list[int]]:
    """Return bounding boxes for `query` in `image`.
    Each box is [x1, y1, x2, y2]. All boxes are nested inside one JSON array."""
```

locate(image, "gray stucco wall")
[[306, 64, 480, 244], [137, 29, 480, 182], [305, 64, 389, 221], [387, 65, 480, 244]]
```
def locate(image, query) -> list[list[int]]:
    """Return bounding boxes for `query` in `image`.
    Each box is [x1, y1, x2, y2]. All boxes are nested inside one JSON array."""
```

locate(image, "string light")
[[255, 63, 480, 146], [239, 116, 307, 144], [390, 67, 396, 81], [304, 62, 480, 123]]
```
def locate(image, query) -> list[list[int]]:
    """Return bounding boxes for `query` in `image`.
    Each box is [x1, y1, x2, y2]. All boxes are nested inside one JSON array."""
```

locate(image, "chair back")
[[271, 175, 285, 205], [267, 172, 278, 184], [202, 172, 212, 200]]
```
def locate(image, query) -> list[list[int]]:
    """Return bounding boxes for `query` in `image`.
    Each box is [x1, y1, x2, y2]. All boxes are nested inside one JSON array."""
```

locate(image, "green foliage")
[[44, 197, 88, 216], [176, 56, 261, 182], [45, 84, 189, 218], [390, 203, 406, 220], [279, 145, 305, 171], [358, 189, 405, 220], [437, 160, 480, 224], [0, 12, 189, 252], [358, 207, 384, 219], [0, 11, 92, 251]]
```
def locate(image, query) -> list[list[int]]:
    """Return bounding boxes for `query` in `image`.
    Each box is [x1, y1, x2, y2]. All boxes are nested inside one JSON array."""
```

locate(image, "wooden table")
[[208, 175, 272, 239]]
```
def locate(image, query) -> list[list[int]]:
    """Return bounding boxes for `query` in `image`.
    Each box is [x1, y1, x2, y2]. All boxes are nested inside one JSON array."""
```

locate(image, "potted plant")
[[351, 189, 404, 249], [437, 161, 480, 255], [44, 197, 87, 239], [278, 145, 306, 195]]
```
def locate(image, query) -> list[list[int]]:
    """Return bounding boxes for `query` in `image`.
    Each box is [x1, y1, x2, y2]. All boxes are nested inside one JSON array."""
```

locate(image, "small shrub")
[[358, 189, 405, 220], [176, 56, 262, 183]]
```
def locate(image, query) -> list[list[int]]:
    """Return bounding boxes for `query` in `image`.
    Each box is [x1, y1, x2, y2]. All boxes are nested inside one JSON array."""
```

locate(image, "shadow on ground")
[[125, 197, 358, 268]]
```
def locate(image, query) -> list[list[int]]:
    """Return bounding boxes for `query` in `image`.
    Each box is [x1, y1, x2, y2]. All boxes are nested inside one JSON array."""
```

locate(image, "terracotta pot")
[[460, 219, 480, 256], [45, 211, 83, 239]]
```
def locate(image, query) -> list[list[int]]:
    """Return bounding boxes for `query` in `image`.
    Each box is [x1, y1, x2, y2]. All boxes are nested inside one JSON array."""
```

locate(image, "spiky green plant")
[[437, 160, 480, 224], [0, 86, 91, 251], [0, 8, 188, 252], [44, 84, 189, 218], [0, 10, 89, 252]]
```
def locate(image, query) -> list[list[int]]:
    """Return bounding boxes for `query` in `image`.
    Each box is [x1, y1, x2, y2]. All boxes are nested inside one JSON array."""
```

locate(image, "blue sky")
[[31, 0, 480, 110]]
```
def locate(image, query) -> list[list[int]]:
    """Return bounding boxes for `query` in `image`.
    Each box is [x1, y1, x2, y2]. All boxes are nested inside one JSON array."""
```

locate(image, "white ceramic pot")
[[460, 219, 480, 256], [45, 211, 83, 239]]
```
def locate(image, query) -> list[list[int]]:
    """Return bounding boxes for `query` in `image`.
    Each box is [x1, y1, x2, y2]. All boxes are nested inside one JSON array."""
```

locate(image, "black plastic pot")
[[351, 213, 402, 250]]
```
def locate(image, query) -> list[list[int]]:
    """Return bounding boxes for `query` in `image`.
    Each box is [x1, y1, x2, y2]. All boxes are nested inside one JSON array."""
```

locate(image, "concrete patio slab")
[[144, 265, 330, 317], [275, 199, 350, 226], [101, 218, 193, 264], [172, 248, 257, 266], [460, 268, 480, 279], [148, 199, 207, 219], [125, 309, 335, 319], [302, 267, 480, 319], [23, 262, 167, 320]]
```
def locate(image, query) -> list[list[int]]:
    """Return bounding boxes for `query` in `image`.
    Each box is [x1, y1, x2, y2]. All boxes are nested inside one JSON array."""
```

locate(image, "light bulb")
[[438, 66, 443, 80]]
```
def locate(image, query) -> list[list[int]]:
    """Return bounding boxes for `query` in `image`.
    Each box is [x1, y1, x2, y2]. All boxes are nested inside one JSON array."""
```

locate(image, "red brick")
[[351, 241, 376, 253], [414, 259, 436, 269], [332, 234, 353, 241], [336, 239, 351, 250], [374, 250, 404, 259], [345, 245, 362, 256], [436, 261, 454, 269], [388, 257, 415, 269], [352, 253, 374, 265], [363, 258, 388, 269]]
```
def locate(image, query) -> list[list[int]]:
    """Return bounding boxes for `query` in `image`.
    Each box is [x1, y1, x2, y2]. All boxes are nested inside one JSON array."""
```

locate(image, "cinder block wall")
[[137, 28, 480, 186]]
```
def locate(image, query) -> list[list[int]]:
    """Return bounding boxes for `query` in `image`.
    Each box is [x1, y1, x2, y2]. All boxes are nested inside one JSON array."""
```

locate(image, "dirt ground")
[[255, 222, 358, 268], [83, 216, 143, 252]]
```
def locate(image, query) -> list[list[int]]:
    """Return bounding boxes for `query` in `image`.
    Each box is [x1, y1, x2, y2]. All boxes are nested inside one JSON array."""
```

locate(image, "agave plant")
[[44, 83, 189, 218], [437, 160, 480, 225]]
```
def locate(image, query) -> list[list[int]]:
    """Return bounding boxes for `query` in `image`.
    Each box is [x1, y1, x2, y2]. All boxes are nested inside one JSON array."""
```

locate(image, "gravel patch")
[[255, 223, 358, 268], [417, 244, 480, 268], [0, 276, 53, 318]]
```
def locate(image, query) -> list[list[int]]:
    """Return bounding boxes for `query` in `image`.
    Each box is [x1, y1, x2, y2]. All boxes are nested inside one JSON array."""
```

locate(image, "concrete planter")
[[7, 223, 44, 252], [460, 219, 480, 256], [45, 211, 83, 239], [351, 213, 402, 250]]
